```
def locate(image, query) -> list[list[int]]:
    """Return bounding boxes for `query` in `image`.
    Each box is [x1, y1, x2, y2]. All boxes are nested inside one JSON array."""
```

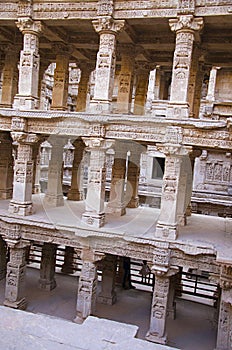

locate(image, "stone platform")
[[0, 305, 178, 350]]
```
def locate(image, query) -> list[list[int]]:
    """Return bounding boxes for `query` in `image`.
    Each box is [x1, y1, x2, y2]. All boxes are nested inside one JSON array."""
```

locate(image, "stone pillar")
[[0, 236, 7, 280], [38, 58, 50, 109], [146, 274, 170, 344], [61, 246, 75, 274], [216, 264, 232, 350], [116, 45, 135, 114], [67, 139, 85, 201], [32, 143, 41, 194], [82, 138, 114, 228], [168, 15, 203, 118], [126, 150, 141, 208], [134, 62, 150, 115], [13, 19, 43, 110], [0, 44, 19, 108], [107, 143, 127, 216], [76, 63, 93, 112], [188, 44, 200, 117], [146, 248, 178, 345], [44, 137, 66, 207], [39, 243, 57, 291], [167, 275, 176, 320], [51, 43, 71, 110], [90, 17, 124, 113], [98, 254, 117, 305], [206, 66, 221, 102], [74, 249, 104, 324], [192, 61, 204, 118], [155, 128, 192, 239], [0, 132, 14, 199], [4, 240, 29, 310], [9, 132, 39, 216]]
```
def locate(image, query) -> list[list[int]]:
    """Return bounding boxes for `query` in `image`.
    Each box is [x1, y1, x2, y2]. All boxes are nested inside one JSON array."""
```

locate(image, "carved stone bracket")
[[92, 17, 125, 35], [16, 18, 43, 36], [11, 132, 39, 145], [169, 15, 204, 33]]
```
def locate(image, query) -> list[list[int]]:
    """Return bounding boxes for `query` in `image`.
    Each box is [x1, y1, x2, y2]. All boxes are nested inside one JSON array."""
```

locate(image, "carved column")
[[0, 236, 7, 280], [51, 43, 71, 111], [32, 142, 41, 194], [146, 247, 178, 345], [74, 249, 104, 324], [67, 139, 85, 201], [82, 138, 114, 228], [0, 132, 14, 199], [0, 44, 19, 108], [44, 137, 66, 207], [39, 243, 57, 291], [134, 62, 150, 115], [216, 264, 232, 350], [126, 149, 141, 208], [4, 236, 29, 310], [206, 66, 221, 102], [90, 17, 124, 113], [116, 45, 135, 114], [9, 132, 39, 216], [107, 143, 127, 216], [98, 254, 117, 305], [76, 63, 93, 112], [13, 19, 43, 110], [61, 246, 75, 274], [38, 58, 50, 109], [168, 15, 203, 118], [155, 128, 192, 239]]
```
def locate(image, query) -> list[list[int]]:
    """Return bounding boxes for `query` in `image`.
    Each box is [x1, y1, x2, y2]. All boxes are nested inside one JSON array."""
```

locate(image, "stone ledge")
[[0, 306, 179, 350]]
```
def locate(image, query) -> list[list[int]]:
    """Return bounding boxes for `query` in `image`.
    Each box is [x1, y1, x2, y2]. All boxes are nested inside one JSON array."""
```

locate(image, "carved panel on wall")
[[205, 161, 231, 184]]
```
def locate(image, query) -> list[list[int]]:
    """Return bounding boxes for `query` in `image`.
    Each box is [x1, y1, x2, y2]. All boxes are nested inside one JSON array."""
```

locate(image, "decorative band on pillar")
[[90, 17, 124, 114], [168, 15, 204, 118], [9, 132, 39, 216]]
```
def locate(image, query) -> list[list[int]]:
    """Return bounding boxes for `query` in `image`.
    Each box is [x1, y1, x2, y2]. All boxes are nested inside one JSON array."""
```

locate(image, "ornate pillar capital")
[[16, 18, 43, 36], [10, 132, 39, 145], [169, 15, 204, 34], [92, 17, 125, 35], [80, 248, 105, 263], [82, 137, 114, 151]]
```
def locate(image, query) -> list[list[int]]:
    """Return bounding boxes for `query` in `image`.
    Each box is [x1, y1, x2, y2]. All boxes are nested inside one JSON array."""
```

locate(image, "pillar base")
[[167, 102, 189, 119], [98, 292, 117, 305], [145, 332, 167, 345], [67, 190, 84, 201], [82, 212, 105, 228], [155, 222, 177, 240], [127, 197, 139, 208], [73, 315, 85, 324], [0, 188, 13, 200], [89, 100, 111, 114], [32, 184, 41, 195], [4, 297, 27, 310], [39, 278, 57, 291], [106, 204, 126, 216], [43, 194, 64, 207], [8, 201, 34, 216], [13, 95, 39, 110]]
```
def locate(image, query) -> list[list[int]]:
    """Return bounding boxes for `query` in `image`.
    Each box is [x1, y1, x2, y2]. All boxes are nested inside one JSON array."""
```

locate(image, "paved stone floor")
[[0, 267, 217, 350]]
